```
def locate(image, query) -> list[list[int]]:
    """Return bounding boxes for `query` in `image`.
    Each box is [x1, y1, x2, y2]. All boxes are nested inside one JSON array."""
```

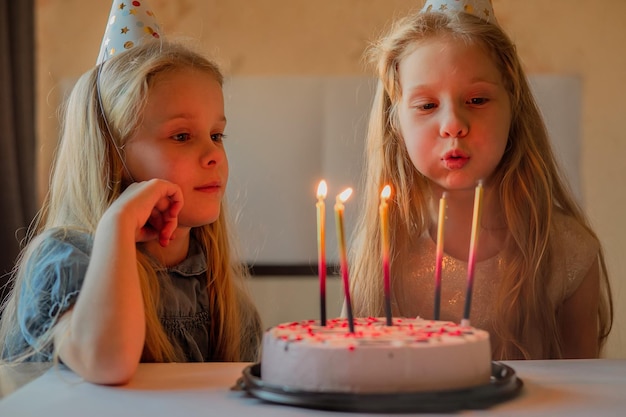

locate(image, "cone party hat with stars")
[[421, 0, 498, 25], [97, 0, 163, 64]]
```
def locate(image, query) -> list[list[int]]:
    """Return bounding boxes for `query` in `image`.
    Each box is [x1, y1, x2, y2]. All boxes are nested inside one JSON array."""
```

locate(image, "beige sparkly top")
[[394, 211, 599, 343]]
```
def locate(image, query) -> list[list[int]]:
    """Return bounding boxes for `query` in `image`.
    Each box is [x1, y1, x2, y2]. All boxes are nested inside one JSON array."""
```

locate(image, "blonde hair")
[[0, 39, 261, 363], [350, 11, 613, 359]]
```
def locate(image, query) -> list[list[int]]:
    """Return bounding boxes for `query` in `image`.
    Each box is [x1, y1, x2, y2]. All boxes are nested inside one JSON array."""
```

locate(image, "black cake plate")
[[236, 362, 523, 413]]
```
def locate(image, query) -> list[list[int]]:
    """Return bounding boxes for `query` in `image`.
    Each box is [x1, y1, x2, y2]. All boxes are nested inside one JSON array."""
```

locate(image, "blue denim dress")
[[3, 229, 221, 362]]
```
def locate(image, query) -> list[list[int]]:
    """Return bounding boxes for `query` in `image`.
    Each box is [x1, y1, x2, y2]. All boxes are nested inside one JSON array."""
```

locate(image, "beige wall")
[[36, 0, 625, 357]]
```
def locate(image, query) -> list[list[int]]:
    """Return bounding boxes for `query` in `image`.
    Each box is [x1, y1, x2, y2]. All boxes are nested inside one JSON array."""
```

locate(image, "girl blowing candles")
[[349, 0, 613, 360], [0, 0, 261, 384]]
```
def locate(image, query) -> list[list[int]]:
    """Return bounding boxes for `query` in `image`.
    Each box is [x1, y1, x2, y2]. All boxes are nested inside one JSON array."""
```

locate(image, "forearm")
[[57, 213, 145, 384], [53, 179, 184, 383]]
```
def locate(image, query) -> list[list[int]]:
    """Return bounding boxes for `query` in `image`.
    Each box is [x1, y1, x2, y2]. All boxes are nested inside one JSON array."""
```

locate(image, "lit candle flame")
[[337, 187, 353, 203], [381, 184, 391, 200], [317, 180, 328, 199]]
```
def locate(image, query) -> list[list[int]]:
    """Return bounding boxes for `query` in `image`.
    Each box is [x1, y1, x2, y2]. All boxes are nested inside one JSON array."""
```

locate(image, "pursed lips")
[[442, 149, 470, 169]]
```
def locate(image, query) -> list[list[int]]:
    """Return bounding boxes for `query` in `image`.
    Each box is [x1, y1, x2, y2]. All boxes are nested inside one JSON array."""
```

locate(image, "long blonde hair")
[[350, 11, 613, 359], [0, 40, 261, 363]]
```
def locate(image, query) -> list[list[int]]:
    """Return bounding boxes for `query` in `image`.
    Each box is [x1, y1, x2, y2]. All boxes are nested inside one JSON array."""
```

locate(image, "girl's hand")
[[57, 179, 183, 383], [107, 179, 184, 247]]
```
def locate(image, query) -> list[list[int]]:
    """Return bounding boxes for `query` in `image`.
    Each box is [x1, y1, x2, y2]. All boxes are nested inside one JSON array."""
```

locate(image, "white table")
[[1, 360, 625, 416]]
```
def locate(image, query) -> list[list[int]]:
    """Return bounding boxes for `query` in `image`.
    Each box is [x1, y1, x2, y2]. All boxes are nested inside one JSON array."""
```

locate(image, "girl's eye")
[[211, 133, 227, 143], [413, 102, 437, 111], [468, 97, 489, 105], [172, 133, 191, 142]]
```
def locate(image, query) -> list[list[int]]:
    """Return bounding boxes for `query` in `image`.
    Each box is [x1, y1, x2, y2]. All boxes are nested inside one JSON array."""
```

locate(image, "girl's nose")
[[439, 106, 469, 138], [201, 138, 225, 166]]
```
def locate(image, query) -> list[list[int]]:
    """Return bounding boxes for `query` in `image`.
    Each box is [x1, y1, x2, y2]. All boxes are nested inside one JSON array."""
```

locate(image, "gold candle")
[[316, 180, 328, 326], [434, 192, 447, 320], [379, 185, 392, 325], [462, 181, 484, 326], [334, 187, 354, 333]]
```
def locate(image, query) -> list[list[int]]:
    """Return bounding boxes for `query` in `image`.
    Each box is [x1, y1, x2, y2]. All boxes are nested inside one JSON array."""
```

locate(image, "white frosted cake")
[[261, 317, 491, 393]]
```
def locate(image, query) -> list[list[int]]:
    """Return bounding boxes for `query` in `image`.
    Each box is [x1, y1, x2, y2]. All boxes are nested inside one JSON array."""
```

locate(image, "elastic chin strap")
[[95, 58, 135, 184]]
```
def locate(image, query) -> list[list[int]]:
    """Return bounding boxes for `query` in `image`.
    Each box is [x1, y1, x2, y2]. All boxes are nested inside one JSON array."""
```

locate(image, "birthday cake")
[[261, 317, 491, 393]]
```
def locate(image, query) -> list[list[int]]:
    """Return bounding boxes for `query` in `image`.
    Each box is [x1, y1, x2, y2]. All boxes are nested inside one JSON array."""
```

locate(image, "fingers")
[[158, 215, 178, 247], [153, 186, 184, 247], [118, 179, 184, 245], [150, 196, 180, 247]]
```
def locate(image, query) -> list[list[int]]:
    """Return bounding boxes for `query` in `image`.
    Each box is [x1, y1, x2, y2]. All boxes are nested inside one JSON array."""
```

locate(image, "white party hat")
[[421, 0, 498, 25], [96, 0, 163, 64]]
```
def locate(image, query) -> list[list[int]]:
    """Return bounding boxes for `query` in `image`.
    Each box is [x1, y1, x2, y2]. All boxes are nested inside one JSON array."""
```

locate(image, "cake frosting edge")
[[261, 317, 492, 393]]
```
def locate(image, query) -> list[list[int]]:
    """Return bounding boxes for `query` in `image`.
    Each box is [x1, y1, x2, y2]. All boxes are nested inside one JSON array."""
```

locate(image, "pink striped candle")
[[434, 192, 447, 320], [462, 181, 484, 326], [316, 180, 328, 326], [379, 185, 392, 326], [334, 187, 354, 333]]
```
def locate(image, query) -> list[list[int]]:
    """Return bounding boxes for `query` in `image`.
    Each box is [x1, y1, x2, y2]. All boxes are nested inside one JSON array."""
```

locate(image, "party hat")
[[421, 0, 498, 25], [96, 0, 163, 64]]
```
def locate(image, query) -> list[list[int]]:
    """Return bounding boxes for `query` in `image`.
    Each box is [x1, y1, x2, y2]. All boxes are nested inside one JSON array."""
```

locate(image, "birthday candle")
[[316, 180, 328, 326], [434, 192, 447, 320], [379, 185, 392, 326], [462, 181, 484, 326], [334, 187, 354, 333]]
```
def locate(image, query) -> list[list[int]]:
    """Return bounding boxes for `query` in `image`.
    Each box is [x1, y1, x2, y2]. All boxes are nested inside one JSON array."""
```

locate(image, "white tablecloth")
[[1, 359, 625, 416]]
